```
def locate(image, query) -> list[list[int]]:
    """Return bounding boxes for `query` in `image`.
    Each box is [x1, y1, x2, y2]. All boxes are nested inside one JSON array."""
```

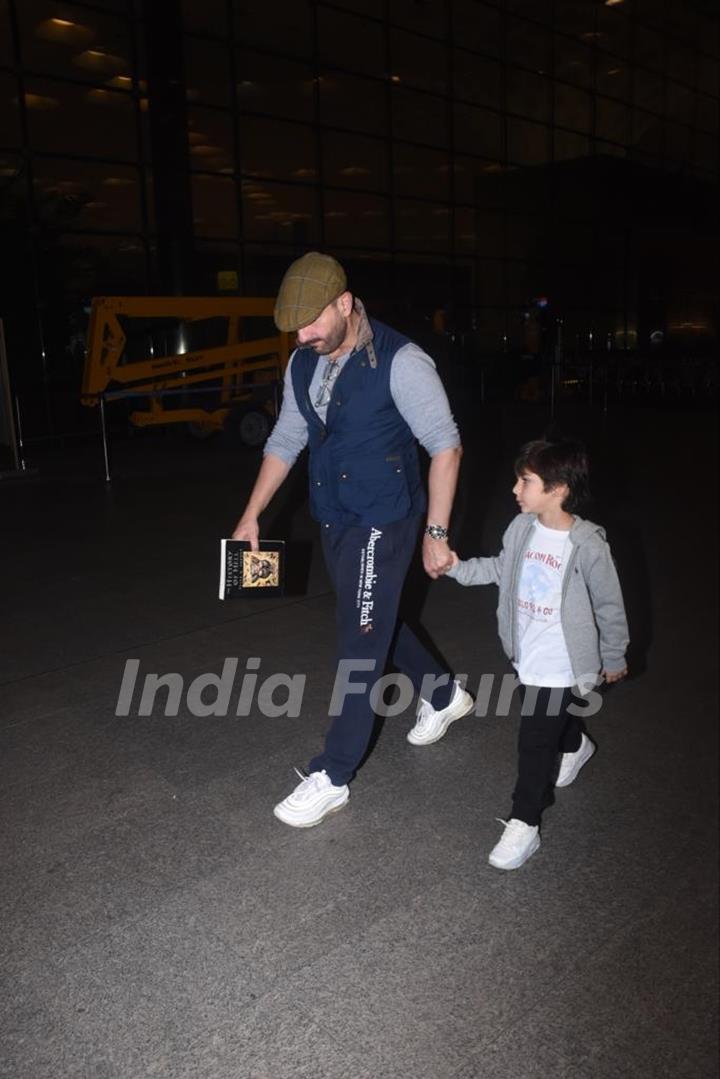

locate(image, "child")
[[445, 438, 628, 870]]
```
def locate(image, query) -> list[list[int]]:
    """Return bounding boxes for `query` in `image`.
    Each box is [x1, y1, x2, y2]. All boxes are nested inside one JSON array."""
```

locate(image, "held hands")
[[423, 536, 457, 579], [602, 667, 628, 684]]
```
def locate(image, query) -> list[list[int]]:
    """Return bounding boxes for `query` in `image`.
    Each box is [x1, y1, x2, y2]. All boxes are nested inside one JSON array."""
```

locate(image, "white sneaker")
[[488, 818, 540, 870], [555, 733, 596, 788], [273, 768, 349, 828], [406, 680, 474, 746]]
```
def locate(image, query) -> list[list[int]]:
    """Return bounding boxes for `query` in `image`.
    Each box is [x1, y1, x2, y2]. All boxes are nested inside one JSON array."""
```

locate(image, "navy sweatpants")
[[308, 516, 455, 785]]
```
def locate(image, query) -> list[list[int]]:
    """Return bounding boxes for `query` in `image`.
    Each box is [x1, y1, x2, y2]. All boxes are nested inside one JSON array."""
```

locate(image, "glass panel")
[[554, 128, 590, 161], [330, 0, 384, 15], [394, 198, 450, 253], [507, 213, 544, 260], [506, 0, 552, 22], [193, 239, 241, 293], [507, 17, 551, 74], [187, 106, 234, 173], [596, 5, 631, 59], [453, 102, 503, 157], [667, 43, 694, 87], [389, 29, 448, 96], [473, 209, 504, 257], [393, 86, 448, 146], [185, 37, 231, 107], [18, 1, 132, 84], [1, 72, 21, 146], [323, 190, 390, 249], [507, 69, 551, 122], [634, 26, 665, 73], [192, 173, 237, 238], [452, 154, 506, 206], [507, 119, 550, 165], [24, 77, 136, 159], [666, 81, 694, 124], [318, 8, 386, 78], [696, 94, 719, 136], [237, 52, 314, 123], [0, 0, 12, 65], [54, 233, 147, 303], [323, 131, 388, 191], [595, 96, 628, 144], [554, 0, 596, 40], [632, 109, 661, 156], [393, 143, 450, 201], [691, 131, 718, 174], [554, 83, 592, 133], [242, 180, 319, 244], [697, 54, 719, 98], [452, 1, 502, 59], [454, 207, 476, 254], [32, 159, 141, 231], [554, 35, 593, 88], [321, 71, 387, 134], [454, 50, 502, 109], [633, 69, 663, 114], [233, 0, 313, 57], [596, 55, 629, 101], [388, 0, 446, 37], [664, 121, 690, 165], [242, 117, 315, 183], [182, 0, 229, 36]]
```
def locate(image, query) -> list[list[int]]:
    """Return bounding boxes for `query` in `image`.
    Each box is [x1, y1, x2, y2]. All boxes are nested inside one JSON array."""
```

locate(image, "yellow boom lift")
[[81, 296, 290, 446]]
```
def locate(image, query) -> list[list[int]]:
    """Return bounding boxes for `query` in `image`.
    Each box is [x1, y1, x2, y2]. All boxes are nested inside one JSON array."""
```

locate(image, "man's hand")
[[232, 515, 260, 551], [602, 666, 628, 684], [423, 535, 454, 578]]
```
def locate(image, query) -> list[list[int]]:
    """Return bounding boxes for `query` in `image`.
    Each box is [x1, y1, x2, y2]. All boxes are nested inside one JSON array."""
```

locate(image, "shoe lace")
[[292, 767, 326, 797]]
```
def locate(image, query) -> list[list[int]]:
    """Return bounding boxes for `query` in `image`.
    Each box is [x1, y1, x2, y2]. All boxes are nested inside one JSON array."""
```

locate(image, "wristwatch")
[[424, 524, 449, 541]]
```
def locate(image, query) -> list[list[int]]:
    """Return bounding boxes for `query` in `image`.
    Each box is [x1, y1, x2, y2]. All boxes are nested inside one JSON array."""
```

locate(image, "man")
[[232, 252, 473, 827]]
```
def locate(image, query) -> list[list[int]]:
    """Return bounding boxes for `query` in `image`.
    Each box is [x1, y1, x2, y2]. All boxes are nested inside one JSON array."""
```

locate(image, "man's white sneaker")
[[488, 818, 540, 870], [273, 768, 349, 828], [406, 680, 474, 746], [555, 733, 596, 788]]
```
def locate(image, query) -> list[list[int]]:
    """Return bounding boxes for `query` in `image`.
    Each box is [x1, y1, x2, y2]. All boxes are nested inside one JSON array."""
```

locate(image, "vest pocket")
[[336, 456, 412, 517]]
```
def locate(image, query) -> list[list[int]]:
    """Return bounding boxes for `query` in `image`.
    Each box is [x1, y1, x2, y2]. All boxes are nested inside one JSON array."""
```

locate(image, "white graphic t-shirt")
[[515, 521, 574, 687]]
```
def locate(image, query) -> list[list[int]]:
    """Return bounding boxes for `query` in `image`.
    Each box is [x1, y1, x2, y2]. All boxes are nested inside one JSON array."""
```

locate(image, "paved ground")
[[1, 401, 717, 1079]]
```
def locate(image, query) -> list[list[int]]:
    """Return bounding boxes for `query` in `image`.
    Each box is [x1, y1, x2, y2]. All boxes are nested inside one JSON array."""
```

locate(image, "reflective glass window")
[[596, 6, 631, 59], [241, 117, 315, 183], [554, 0, 596, 40], [507, 69, 551, 122], [473, 209, 504, 257], [506, 0, 552, 24], [0, 0, 12, 65], [32, 159, 142, 231], [664, 120, 691, 165], [236, 52, 314, 124], [452, 155, 505, 207], [507, 17, 551, 75], [691, 130, 718, 174], [666, 81, 695, 125], [394, 87, 448, 146], [554, 84, 592, 134], [452, 1, 502, 59], [507, 119, 550, 165], [185, 37, 231, 107], [388, 0, 447, 37], [323, 190, 390, 249], [233, 0, 313, 57], [667, 43, 694, 88], [393, 143, 450, 201], [187, 107, 234, 173], [554, 36, 593, 89], [389, 29, 447, 96], [633, 69, 663, 115], [453, 51, 502, 109], [595, 96, 628, 144], [323, 131, 388, 191], [596, 56, 629, 101], [55, 233, 148, 303], [18, 2, 132, 84], [182, 0, 229, 36], [507, 213, 544, 261], [321, 71, 388, 135], [1, 73, 21, 146], [697, 54, 719, 98], [330, 0, 384, 15], [453, 102, 503, 157], [319, 8, 386, 78], [696, 94, 719, 136], [632, 109, 661, 156], [554, 128, 590, 161], [24, 78, 136, 159], [242, 180, 319, 243], [192, 173, 237, 238], [634, 26, 665, 73], [394, 198, 450, 253]]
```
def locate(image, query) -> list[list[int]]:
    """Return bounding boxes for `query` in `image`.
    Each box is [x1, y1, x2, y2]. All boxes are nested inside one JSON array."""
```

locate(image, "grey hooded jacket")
[[446, 513, 629, 684]]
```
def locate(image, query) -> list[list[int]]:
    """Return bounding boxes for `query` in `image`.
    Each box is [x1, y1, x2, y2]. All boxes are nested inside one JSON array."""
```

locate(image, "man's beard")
[[299, 318, 346, 356]]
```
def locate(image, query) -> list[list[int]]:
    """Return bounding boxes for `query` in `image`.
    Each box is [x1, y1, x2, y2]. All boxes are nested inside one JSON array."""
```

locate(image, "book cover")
[[219, 539, 285, 599]]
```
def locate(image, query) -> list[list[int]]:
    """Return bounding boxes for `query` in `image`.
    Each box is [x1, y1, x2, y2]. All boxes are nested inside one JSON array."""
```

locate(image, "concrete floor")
[[1, 402, 717, 1079]]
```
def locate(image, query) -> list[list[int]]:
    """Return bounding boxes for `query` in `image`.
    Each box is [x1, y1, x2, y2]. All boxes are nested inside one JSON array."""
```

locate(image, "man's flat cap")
[[273, 251, 347, 332]]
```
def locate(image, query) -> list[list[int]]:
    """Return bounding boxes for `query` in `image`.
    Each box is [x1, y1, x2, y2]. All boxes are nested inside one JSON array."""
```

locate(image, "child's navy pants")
[[308, 516, 454, 785], [511, 685, 584, 825]]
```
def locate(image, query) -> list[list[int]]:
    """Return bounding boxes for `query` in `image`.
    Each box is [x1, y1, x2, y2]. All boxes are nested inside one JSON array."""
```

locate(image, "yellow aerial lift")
[[81, 296, 290, 446]]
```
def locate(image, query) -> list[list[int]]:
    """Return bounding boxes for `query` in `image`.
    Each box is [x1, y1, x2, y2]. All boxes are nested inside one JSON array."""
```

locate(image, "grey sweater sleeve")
[[446, 550, 504, 586], [262, 352, 309, 467], [584, 544, 629, 673], [390, 343, 460, 456]]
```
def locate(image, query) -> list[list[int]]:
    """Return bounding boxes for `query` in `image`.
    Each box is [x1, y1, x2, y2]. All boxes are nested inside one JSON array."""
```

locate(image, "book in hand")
[[219, 539, 285, 600]]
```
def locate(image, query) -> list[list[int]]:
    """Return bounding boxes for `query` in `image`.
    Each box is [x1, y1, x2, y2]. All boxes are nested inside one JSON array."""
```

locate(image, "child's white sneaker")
[[273, 768, 349, 827], [488, 818, 540, 870], [406, 680, 474, 745], [555, 733, 596, 787]]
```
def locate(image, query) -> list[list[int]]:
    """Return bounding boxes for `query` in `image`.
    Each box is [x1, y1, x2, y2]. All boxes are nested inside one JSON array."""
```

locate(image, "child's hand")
[[602, 667, 628, 684], [446, 550, 459, 571]]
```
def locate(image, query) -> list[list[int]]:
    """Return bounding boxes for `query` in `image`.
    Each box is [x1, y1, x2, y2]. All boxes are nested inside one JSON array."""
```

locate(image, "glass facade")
[[0, 0, 718, 434]]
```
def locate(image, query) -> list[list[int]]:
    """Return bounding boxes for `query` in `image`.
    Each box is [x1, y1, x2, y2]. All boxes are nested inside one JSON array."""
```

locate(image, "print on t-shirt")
[[516, 522, 574, 688]]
